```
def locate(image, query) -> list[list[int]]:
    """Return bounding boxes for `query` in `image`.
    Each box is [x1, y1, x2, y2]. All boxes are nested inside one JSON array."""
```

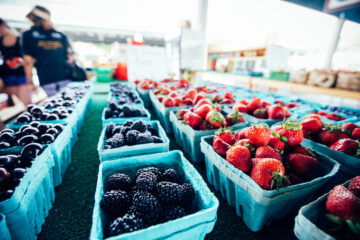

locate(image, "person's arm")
[[23, 55, 35, 86]]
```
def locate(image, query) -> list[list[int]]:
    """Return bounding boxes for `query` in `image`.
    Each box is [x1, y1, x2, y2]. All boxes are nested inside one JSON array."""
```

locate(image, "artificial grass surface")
[[38, 84, 297, 240]]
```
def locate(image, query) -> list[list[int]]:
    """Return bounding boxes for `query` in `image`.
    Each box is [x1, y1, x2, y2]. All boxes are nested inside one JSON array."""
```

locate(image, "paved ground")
[[38, 85, 297, 240]]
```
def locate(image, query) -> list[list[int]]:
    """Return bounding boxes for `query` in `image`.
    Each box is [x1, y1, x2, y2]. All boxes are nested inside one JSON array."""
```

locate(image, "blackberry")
[[100, 190, 131, 216], [123, 120, 133, 127], [120, 126, 131, 136], [136, 133, 153, 144], [131, 120, 147, 133], [181, 183, 195, 207], [106, 173, 132, 191], [132, 191, 162, 225], [156, 181, 184, 205], [112, 126, 123, 135], [161, 169, 179, 183], [122, 105, 133, 117], [105, 133, 124, 149], [107, 213, 145, 237], [127, 205, 144, 218], [136, 167, 161, 178], [133, 109, 145, 117], [146, 124, 158, 136], [125, 130, 139, 146], [105, 123, 116, 138], [152, 136, 163, 143], [136, 172, 157, 192], [161, 205, 186, 222]]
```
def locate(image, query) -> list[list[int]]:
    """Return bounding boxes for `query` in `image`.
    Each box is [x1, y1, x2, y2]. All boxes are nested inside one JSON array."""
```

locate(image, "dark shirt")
[[22, 26, 73, 86], [0, 36, 25, 77]]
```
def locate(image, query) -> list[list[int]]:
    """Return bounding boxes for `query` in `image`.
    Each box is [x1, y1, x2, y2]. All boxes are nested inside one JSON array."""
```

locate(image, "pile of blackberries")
[[104, 102, 147, 119], [110, 84, 142, 105], [104, 120, 162, 149], [100, 166, 196, 237]]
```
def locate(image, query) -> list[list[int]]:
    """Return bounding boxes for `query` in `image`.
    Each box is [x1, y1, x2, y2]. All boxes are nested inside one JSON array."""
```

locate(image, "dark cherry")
[[46, 128, 59, 136], [0, 129, 15, 135], [0, 132, 15, 143], [46, 114, 59, 120], [40, 134, 55, 144], [21, 143, 43, 161], [22, 127, 39, 136], [38, 124, 49, 134], [17, 135, 38, 146], [29, 121, 41, 128], [11, 168, 26, 180], [0, 168, 10, 184], [31, 106, 44, 118], [0, 142, 10, 149], [53, 124, 64, 132]]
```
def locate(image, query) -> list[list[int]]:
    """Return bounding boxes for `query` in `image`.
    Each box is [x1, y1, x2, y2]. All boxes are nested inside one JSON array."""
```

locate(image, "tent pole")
[[324, 12, 345, 68]]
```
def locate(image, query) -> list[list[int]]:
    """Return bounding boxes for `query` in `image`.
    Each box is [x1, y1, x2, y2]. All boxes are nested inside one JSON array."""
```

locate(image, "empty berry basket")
[[97, 120, 169, 162], [90, 150, 219, 240], [200, 135, 339, 232], [169, 111, 249, 163]]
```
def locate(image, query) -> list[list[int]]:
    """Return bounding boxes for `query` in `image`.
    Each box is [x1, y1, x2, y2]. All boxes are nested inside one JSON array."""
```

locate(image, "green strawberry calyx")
[[282, 119, 302, 131], [324, 123, 342, 133], [215, 127, 232, 135], [252, 123, 270, 129], [346, 219, 360, 235], [210, 111, 225, 124], [176, 111, 183, 120], [271, 166, 290, 191]]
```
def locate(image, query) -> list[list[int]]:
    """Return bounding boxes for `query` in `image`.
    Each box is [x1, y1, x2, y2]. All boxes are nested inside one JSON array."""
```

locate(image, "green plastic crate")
[[94, 67, 115, 82]]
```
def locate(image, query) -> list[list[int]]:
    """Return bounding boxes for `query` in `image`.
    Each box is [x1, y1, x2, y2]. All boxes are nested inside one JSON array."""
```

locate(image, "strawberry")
[[302, 117, 322, 134], [326, 113, 343, 121], [214, 104, 221, 112], [253, 108, 267, 119], [305, 114, 322, 122], [317, 111, 328, 116], [226, 145, 252, 173], [212, 94, 223, 103], [174, 97, 183, 106], [178, 79, 190, 88], [326, 185, 360, 220], [234, 127, 249, 140], [286, 153, 318, 177], [349, 176, 360, 198], [224, 92, 234, 101], [163, 97, 175, 107], [272, 120, 303, 147], [268, 134, 285, 152], [318, 124, 349, 146], [194, 99, 212, 109], [225, 111, 245, 126], [205, 110, 225, 128], [183, 112, 202, 128], [185, 89, 197, 100], [239, 99, 248, 105], [267, 105, 287, 120], [213, 136, 230, 156], [261, 101, 271, 108], [198, 121, 211, 130], [291, 145, 310, 156], [287, 172, 304, 185], [183, 98, 194, 106], [232, 103, 247, 113], [194, 104, 213, 118], [247, 98, 262, 112], [194, 94, 206, 104], [255, 146, 282, 161], [287, 103, 298, 108], [248, 124, 271, 146], [157, 96, 164, 102], [215, 128, 235, 145], [219, 98, 235, 104], [134, 79, 141, 84], [330, 138, 359, 156], [250, 158, 288, 190], [176, 109, 189, 119], [352, 128, 360, 140], [341, 123, 359, 135]]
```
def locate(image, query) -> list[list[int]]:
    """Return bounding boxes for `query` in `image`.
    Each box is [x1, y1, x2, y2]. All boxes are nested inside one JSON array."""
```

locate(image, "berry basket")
[[169, 111, 249, 163], [200, 135, 339, 232], [108, 91, 145, 108], [101, 108, 151, 127], [294, 180, 350, 240], [136, 87, 152, 108], [0, 147, 55, 240], [90, 150, 219, 240], [0, 214, 11, 240], [97, 120, 169, 162], [297, 108, 359, 125]]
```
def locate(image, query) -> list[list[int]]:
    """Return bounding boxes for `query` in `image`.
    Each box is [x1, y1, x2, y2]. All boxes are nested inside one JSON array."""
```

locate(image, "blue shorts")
[[2, 76, 27, 87]]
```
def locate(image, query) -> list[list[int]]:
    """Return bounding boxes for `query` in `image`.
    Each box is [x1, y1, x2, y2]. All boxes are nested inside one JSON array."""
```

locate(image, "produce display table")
[[37, 82, 297, 240]]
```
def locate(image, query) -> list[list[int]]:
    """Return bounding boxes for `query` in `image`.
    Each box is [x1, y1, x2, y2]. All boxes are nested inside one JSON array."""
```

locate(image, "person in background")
[[23, 5, 75, 97], [0, 18, 32, 105]]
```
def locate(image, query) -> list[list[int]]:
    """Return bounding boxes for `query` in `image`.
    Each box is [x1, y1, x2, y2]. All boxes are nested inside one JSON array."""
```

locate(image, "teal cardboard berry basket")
[[136, 86, 152, 108], [169, 110, 249, 163], [0, 214, 11, 240], [294, 180, 350, 240], [101, 108, 151, 127], [97, 120, 169, 162], [90, 150, 219, 240], [200, 135, 339, 232]]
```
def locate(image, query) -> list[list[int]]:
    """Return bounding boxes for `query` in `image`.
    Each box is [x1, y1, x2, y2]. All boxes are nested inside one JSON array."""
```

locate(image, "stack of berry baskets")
[[223, 96, 295, 126], [200, 121, 339, 231], [90, 151, 219, 240], [169, 100, 248, 162], [295, 115, 360, 185], [294, 176, 360, 240], [97, 120, 169, 162], [0, 144, 55, 240]]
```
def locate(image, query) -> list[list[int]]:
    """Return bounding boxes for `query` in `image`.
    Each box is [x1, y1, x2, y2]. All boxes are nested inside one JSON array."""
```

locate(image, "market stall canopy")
[[284, 0, 360, 23]]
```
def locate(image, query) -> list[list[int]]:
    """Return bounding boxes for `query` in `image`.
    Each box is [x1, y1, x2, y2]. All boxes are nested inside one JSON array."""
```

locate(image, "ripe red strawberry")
[[326, 185, 360, 220], [302, 118, 322, 134], [341, 123, 359, 135], [226, 145, 252, 173], [326, 113, 343, 121], [286, 153, 318, 177], [224, 92, 234, 101], [248, 124, 271, 146], [253, 108, 267, 119], [247, 98, 262, 112], [317, 111, 328, 116], [349, 176, 360, 198], [194, 94, 206, 104], [134, 79, 141, 84], [236, 139, 255, 154], [287, 103, 299, 108], [176, 109, 189, 119], [183, 98, 194, 105], [185, 89, 197, 100], [352, 128, 360, 140], [194, 104, 212, 118], [169, 91, 178, 98], [174, 97, 183, 106], [250, 158, 288, 190], [219, 98, 235, 104], [255, 146, 282, 161], [215, 128, 235, 145], [330, 138, 359, 156], [305, 114, 322, 122], [198, 121, 210, 130], [212, 94, 223, 102], [234, 127, 249, 140], [318, 125, 349, 146], [157, 96, 164, 102], [194, 98, 212, 109], [183, 112, 202, 128], [272, 120, 303, 147], [163, 97, 175, 107], [213, 136, 230, 156], [239, 99, 248, 105], [287, 173, 304, 185], [232, 103, 247, 113], [261, 101, 271, 108], [267, 105, 287, 120], [291, 145, 310, 156], [225, 111, 245, 125], [268, 135, 285, 152], [205, 110, 225, 128]]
